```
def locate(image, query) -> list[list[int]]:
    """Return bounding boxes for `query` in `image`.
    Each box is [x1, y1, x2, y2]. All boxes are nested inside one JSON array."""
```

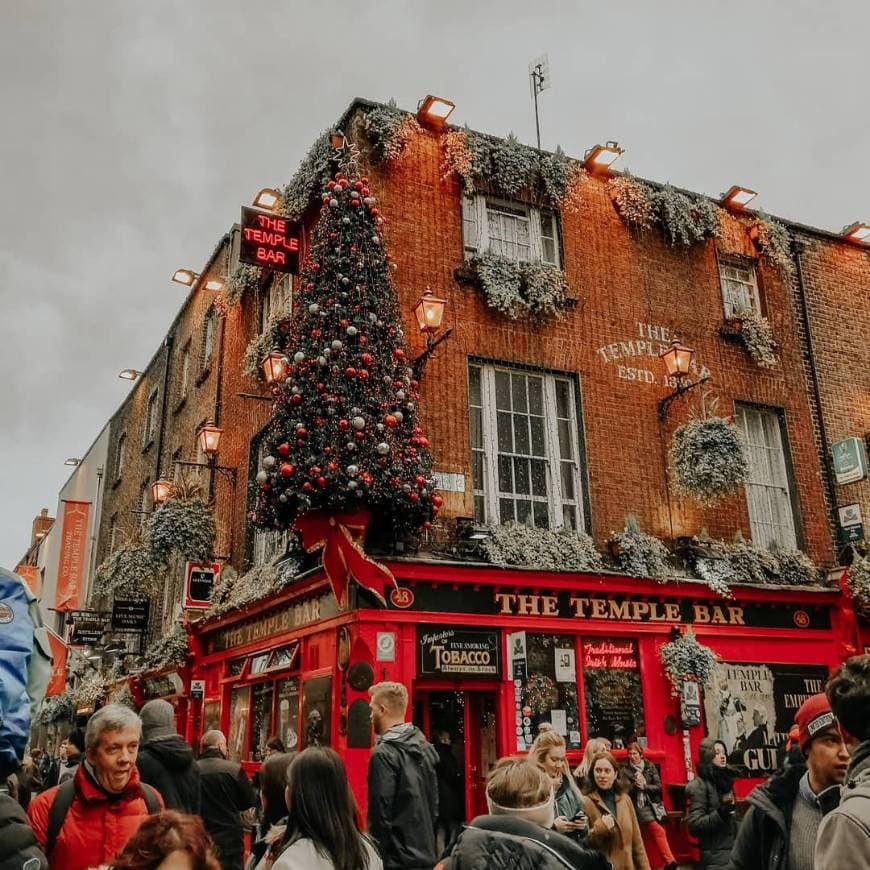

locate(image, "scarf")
[[487, 791, 556, 829], [698, 762, 737, 795], [597, 787, 617, 817]]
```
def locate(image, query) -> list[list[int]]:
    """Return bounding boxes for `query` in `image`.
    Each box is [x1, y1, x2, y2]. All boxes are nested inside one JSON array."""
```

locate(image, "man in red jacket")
[[28, 703, 163, 869]]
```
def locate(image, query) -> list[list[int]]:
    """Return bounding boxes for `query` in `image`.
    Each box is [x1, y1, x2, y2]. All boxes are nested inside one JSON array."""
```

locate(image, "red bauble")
[[408, 492, 419, 502], [355, 431, 365, 441], [415, 475, 425, 487], [327, 460, 338, 471], [423, 521, 432, 529], [361, 176, 369, 185], [345, 367, 357, 378], [296, 427, 308, 438], [354, 181, 363, 191], [279, 463, 295, 477], [384, 414, 398, 428], [312, 263, 320, 271], [432, 495, 444, 508], [392, 349, 405, 359], [351, 199, 360, 208], [371, 207, 379, 216], [340, 319, 348, 328], [358, 369, 369, 380], [291, 394, 302, 404], [303, 481, 313, 491], [339, 419, 349, 430], [309, 466, 321, 476], [321, 193, 330, 203], [317, 476, 327, 487], [277, 443, 290, 456], [359, 336, 367, 345], [360, 353, 374, 366], [419, 437, 430, 448], [361, 187, 370, 196]]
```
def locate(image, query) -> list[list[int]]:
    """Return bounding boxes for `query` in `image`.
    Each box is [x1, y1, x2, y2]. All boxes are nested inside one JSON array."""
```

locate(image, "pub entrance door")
[[413, 688, 499, 821]]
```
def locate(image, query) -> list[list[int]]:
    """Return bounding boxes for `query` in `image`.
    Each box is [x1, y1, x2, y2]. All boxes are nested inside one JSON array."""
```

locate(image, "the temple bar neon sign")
[[239, 206, 300, 273]]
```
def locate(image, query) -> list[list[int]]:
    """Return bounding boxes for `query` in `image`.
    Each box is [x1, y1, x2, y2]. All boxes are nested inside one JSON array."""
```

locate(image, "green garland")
[[280, 131, 338, 220], [142, 622, 189, 670], [848, 556, 870, 617], [734, 312, 778, 368], [608, 174, 657, 230], [363, 103, 421, 163], [609, 515, 673, 581], [653, 184, 720, 247], [205, 559, 299, 618], [222, 264, 262, 308], [471, 253, 568, 320], [243, 314, 289, 379], [147, 497, 215, 566], [480, 522, 604, 572], [752, 213, 793, 276]]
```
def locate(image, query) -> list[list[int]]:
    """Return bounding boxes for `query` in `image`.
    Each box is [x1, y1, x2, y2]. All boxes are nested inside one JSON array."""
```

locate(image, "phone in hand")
[[572, 809, 587, 823]]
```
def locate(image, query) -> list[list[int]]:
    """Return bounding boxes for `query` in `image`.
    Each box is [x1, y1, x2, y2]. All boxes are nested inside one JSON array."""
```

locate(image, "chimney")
[[31, 508, 54, 547]]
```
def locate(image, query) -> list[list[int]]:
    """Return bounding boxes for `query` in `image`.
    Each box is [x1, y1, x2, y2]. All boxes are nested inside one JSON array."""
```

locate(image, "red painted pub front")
[[184, 556, 852, 853]]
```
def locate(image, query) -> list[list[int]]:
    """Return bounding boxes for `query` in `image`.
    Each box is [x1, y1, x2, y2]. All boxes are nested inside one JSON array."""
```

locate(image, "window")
[[201, 310, 216, 371], [462, 194, 560, 267], [114, 432, 126, 482], [719, 259, 760, 319], [109, 513, 120, 554], [469, 363, 584, 530], [227, 686, 250, 763], [138, 483, 150, 530], [260, 275, 292, 334], [249, 682, 275, 761], [143, 388, 159, 447], [276, 677, 300, 752], [252, 438, 291, 564], [735, 404, 798, 549], [582, 638, 645, 743], [179, 342, 191, 400]]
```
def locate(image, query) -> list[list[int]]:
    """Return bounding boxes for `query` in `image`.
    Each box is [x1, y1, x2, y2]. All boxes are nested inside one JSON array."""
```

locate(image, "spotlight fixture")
[[843, 222, 870, 245], [583, 141, 624, 172], [721, 185, 757, 210], [64, 458, 81, 467], [416, 95, 455, 128], [172, 268, 197, 287], [118, 369, 142, 381], [253, 188, 281, 211]]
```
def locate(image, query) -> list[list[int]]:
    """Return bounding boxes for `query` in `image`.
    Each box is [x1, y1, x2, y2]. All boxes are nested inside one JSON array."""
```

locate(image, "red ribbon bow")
[[293, 509, 396, 607]]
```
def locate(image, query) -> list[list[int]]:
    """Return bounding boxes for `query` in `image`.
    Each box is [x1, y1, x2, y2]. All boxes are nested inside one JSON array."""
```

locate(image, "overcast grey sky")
[[1, 1, 866, 567]]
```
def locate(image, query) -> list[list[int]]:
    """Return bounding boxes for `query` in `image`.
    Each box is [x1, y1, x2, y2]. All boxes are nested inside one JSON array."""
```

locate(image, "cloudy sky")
[[1, 1, 866, 567]]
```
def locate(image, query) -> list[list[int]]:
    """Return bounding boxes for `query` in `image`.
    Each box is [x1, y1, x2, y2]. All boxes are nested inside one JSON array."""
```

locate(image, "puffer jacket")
[[27, 763, 163, 870], [0, 791, 47, 870], [367, 724, 439, 870], [815, 740, 870, 869], [686, 740, 737, 870], [438, 814, 611, 870], [137, 734, 200, 813]]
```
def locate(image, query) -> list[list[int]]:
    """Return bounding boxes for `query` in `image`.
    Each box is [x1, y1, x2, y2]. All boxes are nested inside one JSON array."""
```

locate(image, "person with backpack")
[[27, 704, 163, 870]]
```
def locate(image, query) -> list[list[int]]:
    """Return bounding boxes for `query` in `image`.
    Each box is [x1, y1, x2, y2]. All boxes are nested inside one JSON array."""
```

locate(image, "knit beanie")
[[795, 693, 837, 753], [140, 699, 177, 742]]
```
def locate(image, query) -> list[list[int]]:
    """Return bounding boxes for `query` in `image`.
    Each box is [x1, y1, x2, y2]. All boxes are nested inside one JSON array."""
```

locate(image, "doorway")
[[413, 688, 499, 820]]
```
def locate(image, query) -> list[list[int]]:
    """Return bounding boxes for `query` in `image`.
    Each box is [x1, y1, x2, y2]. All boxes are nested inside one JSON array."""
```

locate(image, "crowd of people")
[[1, 657, 869, 870]]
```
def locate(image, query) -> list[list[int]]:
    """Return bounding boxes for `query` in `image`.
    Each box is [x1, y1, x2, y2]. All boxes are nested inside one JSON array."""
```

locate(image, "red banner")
[[55, 500, 91, 612], [15, 564, 40, 596], [46, 630, 69, 696]]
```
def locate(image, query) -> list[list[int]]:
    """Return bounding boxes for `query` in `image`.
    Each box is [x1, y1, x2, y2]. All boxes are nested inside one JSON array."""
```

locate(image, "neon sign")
[[239, 206, 300, 273]]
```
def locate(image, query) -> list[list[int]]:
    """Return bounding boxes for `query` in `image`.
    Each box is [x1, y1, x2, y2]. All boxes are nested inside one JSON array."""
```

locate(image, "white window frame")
[[735, 404, 798, 550], [138, 483, 151, 530], [469, 362, 584, 531], [143, 389, 159, 446], [462, 194, 560, 267], [201, 310, 216, 370], [719, 259, 760, 320], [261, 275, 293, 334], [114, 432, 126, 481], [109, 514, 120, 555], [252, 439, 290, 565], [179, 342, 191, 399]]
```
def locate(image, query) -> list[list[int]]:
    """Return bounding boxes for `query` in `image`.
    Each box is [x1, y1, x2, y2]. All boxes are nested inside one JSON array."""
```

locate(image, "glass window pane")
[[531, 459, 548, 496], [561, 463, 575, 500], [542, 237, 556, 265], [498, 456, 513, 492], [562, 506, 577, 530], [495, 371, 511, 410], [555, 380, 571, 419], [472, 451, 485, 490], [511, 375, 528, 413], [469, 408, 483, 449], [275, 678, 300, 752], [497, 412, 513, 452], [530, 417, 546, 456], [499, 498, 515, 523], [227, 687, 250, 763], [474, 495, 486, 522], [557, 419, 572, 457], [468, 366, 481, 405], [515, 499, 532, 526], [514, 415, 530, 454], [583, 638, 645, 742], [249, 682, 274, 762], [533, 501, 549, 529], [528, 378, 544, 415], [514, 458, 531, 495]]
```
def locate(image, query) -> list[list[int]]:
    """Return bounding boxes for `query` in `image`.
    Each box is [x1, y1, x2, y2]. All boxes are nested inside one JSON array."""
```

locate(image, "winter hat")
[[486, 791, 556, 829], [140, 699, 177, 742], [795, 693, 837, 753]]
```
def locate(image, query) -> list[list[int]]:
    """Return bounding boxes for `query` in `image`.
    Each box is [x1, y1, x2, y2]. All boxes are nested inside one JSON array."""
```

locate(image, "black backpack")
[[45, 778, 160, 855]]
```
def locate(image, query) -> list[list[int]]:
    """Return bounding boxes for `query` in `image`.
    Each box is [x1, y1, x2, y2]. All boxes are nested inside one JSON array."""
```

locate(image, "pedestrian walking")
[[254, 747, 381, 870], [26, 704, 163, 870], [730, 692, 846, 870], [581, 750, 651, 870], [622, 742, 677, 870], [108, 810, 221, 870], [57, 729, 84, 785], [815, 654, 870, 870], [433, 730, 463, 855], [574, 737, 609, 784], [366, 681, 439, 870], [530, 727, 589, 841], [136, 699, 201, 813], [197, 729, 256, 870], [247, 751, 293, 869], [685, 738, 737, 870], [440, 757, 609, 869]]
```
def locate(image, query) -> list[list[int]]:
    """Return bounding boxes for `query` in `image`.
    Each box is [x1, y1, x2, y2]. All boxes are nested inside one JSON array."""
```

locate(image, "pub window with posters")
[[468, 363, 584, 530], [227, 686, 250, 763], [582, 638, 645, 746], [511, 634, 581, 750], [249, 681, 274, 761]]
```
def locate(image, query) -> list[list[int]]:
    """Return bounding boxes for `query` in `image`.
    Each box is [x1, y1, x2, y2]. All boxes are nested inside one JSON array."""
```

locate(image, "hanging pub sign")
[[838, 503, 864, 543], [111, 599, 150, 631], [69, 610, 108, 646], [239, 206, 300, 273], [418, 627, 500, 678], [185, 562, 220, 609], [832, 437, 868, 485]]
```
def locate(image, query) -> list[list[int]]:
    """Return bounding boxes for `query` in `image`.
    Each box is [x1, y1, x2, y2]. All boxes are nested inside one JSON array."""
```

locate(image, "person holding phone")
[[581, 751, 651, 870], [530, 727, 588, 841]]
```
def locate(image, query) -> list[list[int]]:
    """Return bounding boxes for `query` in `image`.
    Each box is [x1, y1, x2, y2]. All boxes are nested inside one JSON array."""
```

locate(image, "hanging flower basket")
[[524, 673, 559, 714], [848, 556, 870, 618], [147, 497, 215, 566], [659, 630, 718, 696], [670, 416, 748, 505]]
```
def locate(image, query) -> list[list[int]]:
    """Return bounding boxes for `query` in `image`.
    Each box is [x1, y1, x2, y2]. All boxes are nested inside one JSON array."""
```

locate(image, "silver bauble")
[[352, 416, 366, 430]]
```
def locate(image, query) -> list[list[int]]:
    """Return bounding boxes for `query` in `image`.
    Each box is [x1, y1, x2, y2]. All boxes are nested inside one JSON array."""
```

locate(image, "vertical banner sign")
[[507, 632, 530, 752], [55, 500, 91, 612], [46, 630, 69, 696]]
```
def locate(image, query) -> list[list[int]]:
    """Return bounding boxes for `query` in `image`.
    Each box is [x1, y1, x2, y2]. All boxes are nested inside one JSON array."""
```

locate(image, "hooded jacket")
[[367, 723, 439, 870], [136, 734, 200, 813], [439, 814, 610, 870], [0, 791, 47, 870], [815, 740, 870, 870], [686, 738, 738, 870], [27, 763, 163, 870]]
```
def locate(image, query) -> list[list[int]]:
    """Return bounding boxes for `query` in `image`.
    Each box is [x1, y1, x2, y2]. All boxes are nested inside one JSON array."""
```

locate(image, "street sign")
[[832, 437, 868, 485], [185, 561, 220, 609], [838, 503, 864, 543], [190, 680, 205, 700], [111, 599, 150, 631], [239, 207, 300, 273]]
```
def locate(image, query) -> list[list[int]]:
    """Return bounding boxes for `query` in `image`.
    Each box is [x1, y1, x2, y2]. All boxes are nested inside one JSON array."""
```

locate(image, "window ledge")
[[454, 263, 578, 307], [718, 318, 745, 343], [196, 366, 211, 387], [173, 397, 187, 415]]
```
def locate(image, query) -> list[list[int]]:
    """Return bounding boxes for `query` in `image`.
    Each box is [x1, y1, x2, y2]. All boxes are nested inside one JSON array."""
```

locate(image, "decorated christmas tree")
[[253, 154, 441, 601]]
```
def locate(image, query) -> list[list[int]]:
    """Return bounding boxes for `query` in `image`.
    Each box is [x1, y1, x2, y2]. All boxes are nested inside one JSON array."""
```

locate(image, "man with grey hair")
[[198, 729, 255, 870], [27, 704, 162, 870]]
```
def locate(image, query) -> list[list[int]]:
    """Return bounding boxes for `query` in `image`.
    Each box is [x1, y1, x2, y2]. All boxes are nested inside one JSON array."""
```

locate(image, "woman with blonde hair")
[[530, 729, 588, 840], [574, 737, 610, 783]]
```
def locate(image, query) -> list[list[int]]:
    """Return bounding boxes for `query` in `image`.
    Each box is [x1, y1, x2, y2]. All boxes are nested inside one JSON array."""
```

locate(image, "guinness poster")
[[418, 627, 500, 678]]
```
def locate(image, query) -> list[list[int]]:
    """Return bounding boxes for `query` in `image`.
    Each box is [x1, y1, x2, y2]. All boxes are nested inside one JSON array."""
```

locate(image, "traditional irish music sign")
[[239, 207, 300, 273]]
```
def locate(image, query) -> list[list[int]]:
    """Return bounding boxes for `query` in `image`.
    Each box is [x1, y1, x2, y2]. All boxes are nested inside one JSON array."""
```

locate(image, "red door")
[[465, 692, 498, 819]]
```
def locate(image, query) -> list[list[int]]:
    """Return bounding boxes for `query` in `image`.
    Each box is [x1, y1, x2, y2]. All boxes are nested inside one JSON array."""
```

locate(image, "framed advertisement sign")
[[417, 627, 500, 678], [185, 562, 220, 609]]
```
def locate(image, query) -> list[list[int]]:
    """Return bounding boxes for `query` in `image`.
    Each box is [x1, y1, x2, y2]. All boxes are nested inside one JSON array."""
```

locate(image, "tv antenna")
[[528, 54, 551, 150]]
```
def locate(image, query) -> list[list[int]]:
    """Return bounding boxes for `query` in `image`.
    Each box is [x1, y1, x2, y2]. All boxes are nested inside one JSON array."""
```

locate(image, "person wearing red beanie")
[[730, 693, 847, 870]]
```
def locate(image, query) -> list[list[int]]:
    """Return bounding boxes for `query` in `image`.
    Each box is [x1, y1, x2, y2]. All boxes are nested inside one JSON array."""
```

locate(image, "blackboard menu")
[[583, 638, 645, 745]]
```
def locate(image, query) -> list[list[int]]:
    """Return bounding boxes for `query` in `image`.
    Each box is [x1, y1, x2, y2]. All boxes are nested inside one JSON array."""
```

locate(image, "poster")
[[704, 661, 828, 775], [551, 709, 567, 735], [507, 632, 530, 752], [555, 648, 576, 683]]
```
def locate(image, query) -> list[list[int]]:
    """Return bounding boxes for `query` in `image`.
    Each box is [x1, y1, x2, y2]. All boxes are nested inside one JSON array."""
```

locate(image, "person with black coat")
[[0, 790, 47, 870], [136, 699, 201, 813], [685, 738, 738, 870], [367, 682, 439, 870], [198, 729, 257, 870], [57, 729, 84, 785], [433, 730, 464, 855]]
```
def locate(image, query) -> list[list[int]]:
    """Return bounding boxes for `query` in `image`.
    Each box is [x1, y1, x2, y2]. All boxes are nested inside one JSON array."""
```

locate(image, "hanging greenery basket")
[[142, 622, 189, 671], [751, 214, 793, 277], [730, 312, 778, 368], [659, 629, 718, 695], [221, 264, 262, 308], [34, 690, 74, 726], [480, 522, 604, 573], [148, 497, 215, 566], [72, 672, 107, 710], [608, 515, 673, 582], [670, 416, 748, 505], [93, 543, 159, 600], [848, 556, 870, 618]]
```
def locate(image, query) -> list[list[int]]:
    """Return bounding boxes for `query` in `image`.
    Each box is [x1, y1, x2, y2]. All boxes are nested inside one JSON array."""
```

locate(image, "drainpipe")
[[155, 333, 174, 480], [791, 236, 839, 554]]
